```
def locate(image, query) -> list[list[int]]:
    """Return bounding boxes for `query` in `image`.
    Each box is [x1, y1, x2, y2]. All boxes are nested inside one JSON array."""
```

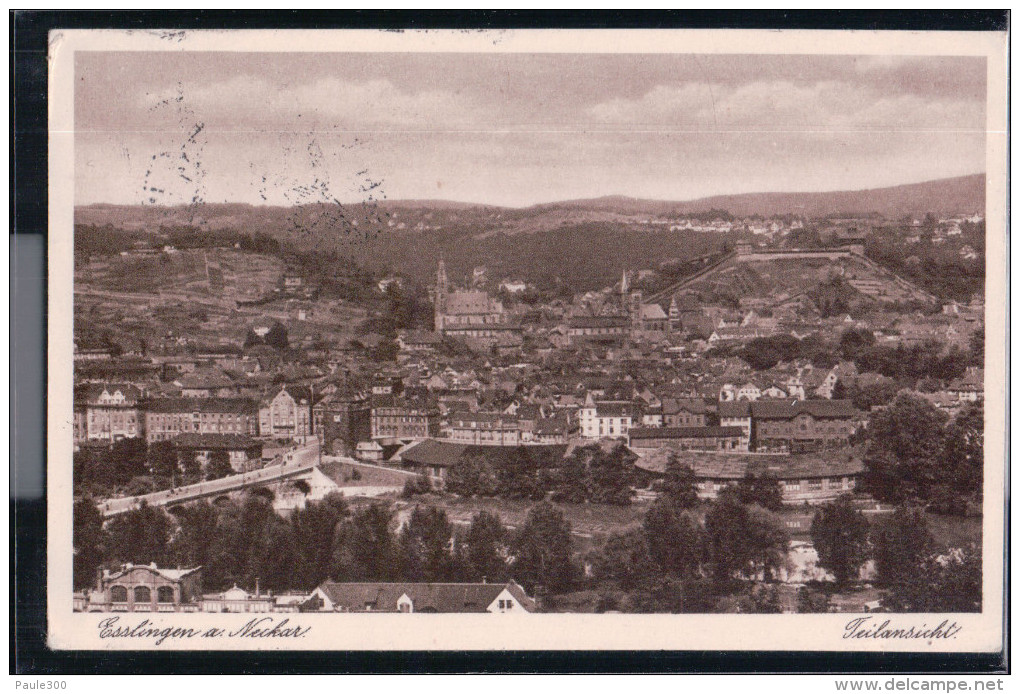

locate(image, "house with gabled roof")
[[259, 385, 314, 441], [750, 399, 857, 452], [307, 580, 536, 613], [78, 382, 144, 442], [84, 563, 202, 613]]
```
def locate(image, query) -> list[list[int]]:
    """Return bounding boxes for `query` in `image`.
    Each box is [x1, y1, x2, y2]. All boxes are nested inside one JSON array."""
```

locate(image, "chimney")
[[255, 577, 260, 598]]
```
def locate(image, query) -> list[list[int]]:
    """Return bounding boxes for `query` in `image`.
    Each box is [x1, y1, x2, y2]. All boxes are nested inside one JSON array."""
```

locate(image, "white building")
[[579, 395, 640, 440]]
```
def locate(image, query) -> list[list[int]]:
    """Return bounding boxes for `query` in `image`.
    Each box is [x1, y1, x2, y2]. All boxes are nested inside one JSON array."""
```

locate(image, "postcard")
[[46, 27, 1007, 652]]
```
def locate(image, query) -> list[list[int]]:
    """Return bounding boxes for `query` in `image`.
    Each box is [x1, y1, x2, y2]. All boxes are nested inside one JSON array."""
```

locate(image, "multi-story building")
[[173, 433, 264, 473], [447, 412, 522, 446], [662, 398, 709, 427], [579, 397, 640, 440], [77, 383, 144, 442], [628, 425, 747, 453], [566, 316, 631, 347], [751, 399, 856, 452], [718, 400, 753, 450], [313, 389, 372, 455], [73, 406, 87, 446], [371, 396, 440, 441], [259, 386, 313, 441], [634, 451, 864, 505], [144, 397, 259, 443], [176, 371, 237, 398]]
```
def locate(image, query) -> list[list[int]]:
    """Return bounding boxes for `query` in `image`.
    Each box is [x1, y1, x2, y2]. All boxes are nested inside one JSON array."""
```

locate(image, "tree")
[[168, 501, 220, 572], [590, 528, 657, 591], [735, 473, 783, 511], [73, 497, 107, 591], [106, 501, 174, 566], [884, 545, 981, 613], [626, 575, 717, 614], [445, 455, 499, 498], [205, 449, 234, 480], [874, 506, 934, 587], [335, 503, 399, 581], [399, 505, 455, 582], [401, 474, 433, 498], [704, 491, 789, 583], [968, 328, 984, 365], [289, 493, 348, 590], [495, 447, 548, 501], [553, 443, 634, 506], [642, 497, 704, 579], [264, 321, 289, 351], [744, 504, 792, 580], [938, 401, 984, 502], [147, 440, 179, 483], [460, 511, 509, 583], [797, 587, 831, 613], [863, 393, 950, 502], [704, 492, 752, 582], [511, 502, 576, 594], [839, 327, 877, 360], [108, 437, 148, 488], [810, 494, 871, 585], [205, 496, 295, 593], [734, 584, 784, 613], [587, 444, 636, 505], [243, 327, 261, 348], [659, 454, 699, 509], [180, 450, 203, 485]]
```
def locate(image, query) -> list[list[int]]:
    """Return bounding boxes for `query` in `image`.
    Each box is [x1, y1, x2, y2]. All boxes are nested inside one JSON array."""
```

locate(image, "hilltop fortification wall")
[[734, 244, 865, 262]]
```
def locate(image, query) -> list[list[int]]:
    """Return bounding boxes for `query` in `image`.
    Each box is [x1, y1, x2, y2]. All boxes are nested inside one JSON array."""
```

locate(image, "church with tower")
[[433, 259, 514, 340]]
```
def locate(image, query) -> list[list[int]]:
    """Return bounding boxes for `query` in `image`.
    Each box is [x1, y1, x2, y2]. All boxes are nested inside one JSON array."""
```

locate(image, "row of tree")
[[75, 479, 980, 613], [432, 443, 638, 506], [74, 438, 240, 498], [810, 497, 980, 612], [73, 494, 579, 597]]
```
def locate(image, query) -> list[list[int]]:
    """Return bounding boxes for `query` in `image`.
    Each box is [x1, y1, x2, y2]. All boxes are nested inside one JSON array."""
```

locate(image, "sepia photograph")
[[43, 26, 1007, 653]]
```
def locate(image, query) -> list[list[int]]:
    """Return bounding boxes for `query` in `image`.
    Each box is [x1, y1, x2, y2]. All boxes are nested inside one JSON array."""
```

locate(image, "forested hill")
[[74, 174, 984, 292]]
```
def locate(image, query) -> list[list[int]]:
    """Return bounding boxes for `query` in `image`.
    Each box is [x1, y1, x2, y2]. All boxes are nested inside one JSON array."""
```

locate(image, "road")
[[99, 441, 321, 518]]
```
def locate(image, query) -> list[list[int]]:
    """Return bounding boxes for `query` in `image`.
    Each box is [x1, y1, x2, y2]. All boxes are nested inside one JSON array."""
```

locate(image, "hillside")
[[75, 174, 985, 233], [74, 174, 985, 293], [666, 174, 985, 218], [546, 174, 985, 219], [668, 251, 938, 311]]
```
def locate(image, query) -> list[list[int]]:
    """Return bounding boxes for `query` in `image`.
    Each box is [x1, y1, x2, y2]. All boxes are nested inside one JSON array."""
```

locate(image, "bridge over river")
[[99, 442, 321, 518]]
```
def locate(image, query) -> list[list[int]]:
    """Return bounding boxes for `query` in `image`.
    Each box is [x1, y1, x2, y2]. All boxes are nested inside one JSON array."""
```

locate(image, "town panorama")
[[71, 176, 985, 616]]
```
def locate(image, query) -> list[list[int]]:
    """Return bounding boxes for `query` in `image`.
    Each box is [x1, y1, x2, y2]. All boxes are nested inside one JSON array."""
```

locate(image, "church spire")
[[435, 256, 448, 332]]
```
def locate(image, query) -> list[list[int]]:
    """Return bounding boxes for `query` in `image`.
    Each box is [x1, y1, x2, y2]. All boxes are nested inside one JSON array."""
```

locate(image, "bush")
[[402, 474, 432, 498], [926, 486, 969, 517]]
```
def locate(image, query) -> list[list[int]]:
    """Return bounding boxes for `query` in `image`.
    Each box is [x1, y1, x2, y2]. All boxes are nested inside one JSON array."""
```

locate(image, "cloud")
[[587, 80, 984, 132], [138, 75, 495, 131]]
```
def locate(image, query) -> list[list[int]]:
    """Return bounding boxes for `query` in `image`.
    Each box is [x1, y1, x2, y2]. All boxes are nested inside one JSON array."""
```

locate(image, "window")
[[110, 586, 128, 603], [157, 586, 174, 603], [134, 586, 151, 603]]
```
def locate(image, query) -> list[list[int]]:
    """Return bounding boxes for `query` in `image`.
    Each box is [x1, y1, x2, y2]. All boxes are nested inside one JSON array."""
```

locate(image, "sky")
[[74, 52, 987, 208]]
